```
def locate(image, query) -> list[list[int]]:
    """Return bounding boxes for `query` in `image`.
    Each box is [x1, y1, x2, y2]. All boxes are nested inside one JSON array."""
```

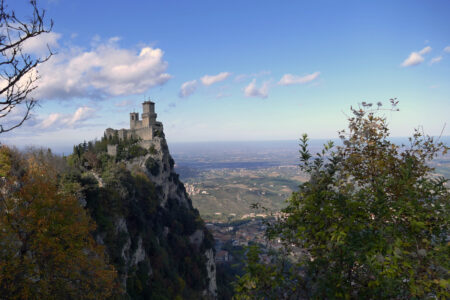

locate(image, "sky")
[[2, 0, 450, 152]]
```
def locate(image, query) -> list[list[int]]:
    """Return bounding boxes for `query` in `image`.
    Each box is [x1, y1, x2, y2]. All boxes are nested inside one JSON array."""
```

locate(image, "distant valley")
[[171, 139, 450, 222]]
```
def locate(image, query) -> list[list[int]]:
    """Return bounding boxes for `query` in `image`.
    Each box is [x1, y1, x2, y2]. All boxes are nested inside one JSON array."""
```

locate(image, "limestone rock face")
[[127, 136, 188, 208], [205, 249, 217, 298], [88, 135, 217, 299]]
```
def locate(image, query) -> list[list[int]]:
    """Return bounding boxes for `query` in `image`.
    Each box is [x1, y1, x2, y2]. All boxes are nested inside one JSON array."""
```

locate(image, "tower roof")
[[143, 100, 155, 105]]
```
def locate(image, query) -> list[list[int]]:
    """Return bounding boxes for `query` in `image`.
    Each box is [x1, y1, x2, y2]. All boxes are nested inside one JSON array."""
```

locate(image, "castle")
[[105, 99, 164, 153]]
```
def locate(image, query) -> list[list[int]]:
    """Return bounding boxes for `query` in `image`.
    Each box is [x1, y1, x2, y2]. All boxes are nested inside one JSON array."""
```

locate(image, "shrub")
[[149, 145, 158, 155], [145, 157, 160, 176]]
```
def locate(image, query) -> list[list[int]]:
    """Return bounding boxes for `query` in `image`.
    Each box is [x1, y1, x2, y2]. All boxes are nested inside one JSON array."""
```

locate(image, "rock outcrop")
[[83, 136, 217, 299]]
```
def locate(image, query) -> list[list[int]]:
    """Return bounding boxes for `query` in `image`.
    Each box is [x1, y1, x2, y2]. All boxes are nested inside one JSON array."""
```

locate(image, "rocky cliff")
[[75, 136, 217, 299]]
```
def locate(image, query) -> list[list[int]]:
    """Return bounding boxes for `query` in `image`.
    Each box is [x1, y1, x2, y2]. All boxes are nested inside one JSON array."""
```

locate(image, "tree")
[[235, 100, 449, 299], [0, 146, 119, 299], [0, 0, 53, 133]]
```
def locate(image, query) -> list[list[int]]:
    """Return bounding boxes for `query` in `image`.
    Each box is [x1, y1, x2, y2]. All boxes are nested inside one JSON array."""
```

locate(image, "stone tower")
[[130, 112, 139, 130], [104, 98, 164, 151], [142, 101, 157, 127]]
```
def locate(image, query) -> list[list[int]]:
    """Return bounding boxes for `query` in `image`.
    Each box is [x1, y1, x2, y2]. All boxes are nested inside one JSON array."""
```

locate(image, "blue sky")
[[3, 0, 450, 151]]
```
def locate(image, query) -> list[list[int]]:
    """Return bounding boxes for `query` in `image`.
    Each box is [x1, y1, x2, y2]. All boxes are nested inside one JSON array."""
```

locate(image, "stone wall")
[[107, 144, 118, 156], [104, 101, 165, 153]]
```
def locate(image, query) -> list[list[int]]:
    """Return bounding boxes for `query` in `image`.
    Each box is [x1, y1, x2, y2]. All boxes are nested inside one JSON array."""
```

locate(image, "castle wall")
[[135, 120, 143, 129], [118, 129, 128, 140], [134, 127, 153, 141], [142, 116, 149, 128], [107, 144, 118, 156], [127, 130, 135, 140], [104, 100, 164, 150], [105, 128, 116, 139]]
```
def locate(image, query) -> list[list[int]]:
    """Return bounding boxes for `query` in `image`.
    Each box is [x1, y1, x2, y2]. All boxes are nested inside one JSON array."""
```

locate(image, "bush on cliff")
[[145, 156, 160, 176]]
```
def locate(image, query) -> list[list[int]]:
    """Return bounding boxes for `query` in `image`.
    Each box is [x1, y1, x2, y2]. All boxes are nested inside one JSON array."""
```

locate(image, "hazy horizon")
[[1, 0, 449, 149], [5, 136, 449, 157]]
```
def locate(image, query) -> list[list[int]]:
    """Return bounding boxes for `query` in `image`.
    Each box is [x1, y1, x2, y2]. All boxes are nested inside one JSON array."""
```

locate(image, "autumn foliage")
[[0, 146, 118, 299]]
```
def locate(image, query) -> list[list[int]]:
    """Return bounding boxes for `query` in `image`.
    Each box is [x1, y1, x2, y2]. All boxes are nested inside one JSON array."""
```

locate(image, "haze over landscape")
[[3, 0, 450, 151]]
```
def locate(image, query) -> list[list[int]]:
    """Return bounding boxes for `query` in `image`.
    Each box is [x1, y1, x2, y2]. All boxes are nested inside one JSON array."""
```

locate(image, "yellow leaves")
[[436, 278, 449, 289], [0, 146, 12, 177], [0, 145, 119, 299]]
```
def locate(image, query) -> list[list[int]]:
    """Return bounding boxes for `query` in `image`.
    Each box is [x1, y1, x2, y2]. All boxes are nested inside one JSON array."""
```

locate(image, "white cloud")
[[200, 72, 231, 86], [418, 46, 432, 55], [67, 106, 95, 126], [401, 52, 424, 67], [278, 71, 320, 86], [40, 106, 95, 129], [401, 46, 432, 67], [41, 113, 63, 128], [430, 56, 443, 65], [444, 46, 450, 53], [179, 80, 198, 98], [1, 105, 95, 133], [33, 38, 171, 100], [22, 32, 61, 56], [244, 79, 269, 99]]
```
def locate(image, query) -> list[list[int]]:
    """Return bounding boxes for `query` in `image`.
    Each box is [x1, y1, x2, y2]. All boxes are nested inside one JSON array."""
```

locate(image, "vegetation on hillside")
[[70, 134, 148, 170], [66, 137, 215, 299], [0, 146, 118, 299], [0, 133, 215, 299], [234, 101, 449, 299]]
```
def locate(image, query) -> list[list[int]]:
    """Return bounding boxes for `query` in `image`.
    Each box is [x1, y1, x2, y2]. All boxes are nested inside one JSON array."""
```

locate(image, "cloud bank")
[[33, 38, 171, 100], [39, 106, 95, 129], [23, 32, 61, 56]]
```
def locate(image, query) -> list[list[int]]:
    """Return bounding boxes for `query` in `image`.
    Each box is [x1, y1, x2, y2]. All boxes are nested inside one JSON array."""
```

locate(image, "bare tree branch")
[[0, 0, 53, 134]]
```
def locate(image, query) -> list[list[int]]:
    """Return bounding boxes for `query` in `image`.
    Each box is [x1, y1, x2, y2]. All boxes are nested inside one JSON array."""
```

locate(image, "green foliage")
[[234, 245, 303, 300], [63, 151, 212, 299], [0, 146, 119, 299], [115, 137, 148, 161], [145, 157, 160, 176], [235, 101, 450, 299], [155, 130, 165, 138], [67, 135, 148, 172], [2, 132, 213, 298], [149, 144, 158, 155]]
